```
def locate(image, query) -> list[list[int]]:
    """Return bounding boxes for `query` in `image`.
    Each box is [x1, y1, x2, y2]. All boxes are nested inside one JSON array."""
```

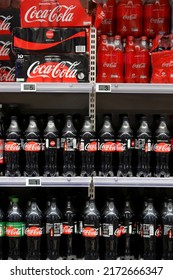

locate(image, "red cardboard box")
[[0, 8, 20, 35]]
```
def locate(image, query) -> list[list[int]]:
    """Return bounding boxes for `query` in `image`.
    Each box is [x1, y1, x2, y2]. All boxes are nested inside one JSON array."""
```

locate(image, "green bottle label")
[[0, 222, 5, 237], [6, 222, 25, 237]]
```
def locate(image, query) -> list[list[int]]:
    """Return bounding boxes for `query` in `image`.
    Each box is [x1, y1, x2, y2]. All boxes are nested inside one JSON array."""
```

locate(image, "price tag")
[[21, 83, 36, 92], [96, 83, 111, 93], [26, 178, 41, 187]]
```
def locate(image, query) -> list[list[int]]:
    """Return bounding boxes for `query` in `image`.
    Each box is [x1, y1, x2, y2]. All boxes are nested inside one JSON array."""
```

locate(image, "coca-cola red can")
[[15, 54, 89, 83], [0, 60, 15, 82], [0, 8, 20, 35], [20, 0, 92, 28], [13, 27, 88, 54]]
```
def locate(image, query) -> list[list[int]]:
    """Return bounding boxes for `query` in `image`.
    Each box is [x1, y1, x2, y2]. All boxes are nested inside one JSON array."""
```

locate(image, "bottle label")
[[0, 222, 5, 237], [141, 224, 154, 237], [79, 139, 97, 152], [0, 139, 4, 164], [164, 225, 173, 238], [116, 139, 134, 152], [25, 225, 43, 237], [5, 141, 20, 152], [62, 223, 73, 235], [120, 224, 132, 235], [44, 138, 60, 150], [102, 223, 114, 237], [61, 138, 77, 151], [153, 141, 171, 153], [24, 141, 41, 152], [82, 224, 99, 238], [6, 222, 25, 237], [99, 140, 116, 152], [46, 223, 62, 237], [135, 139, 152, 152]]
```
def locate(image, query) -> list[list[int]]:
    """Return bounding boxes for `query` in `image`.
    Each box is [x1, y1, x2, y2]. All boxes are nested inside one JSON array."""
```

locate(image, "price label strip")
[[26, 178, 41, 187], [21, 83, 37, 92], [96, 84, 111, 93]]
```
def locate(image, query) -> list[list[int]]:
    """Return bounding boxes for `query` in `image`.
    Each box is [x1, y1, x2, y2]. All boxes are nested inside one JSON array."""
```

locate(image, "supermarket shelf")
[[0, 177, 90, 188], [93, 177, 173, 188], [0, 83, 93, 94], [96, 83, 173, 94]]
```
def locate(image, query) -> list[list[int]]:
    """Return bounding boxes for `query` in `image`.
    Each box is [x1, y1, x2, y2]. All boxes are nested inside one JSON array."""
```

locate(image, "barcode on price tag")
[[26, 178, 41, 187]]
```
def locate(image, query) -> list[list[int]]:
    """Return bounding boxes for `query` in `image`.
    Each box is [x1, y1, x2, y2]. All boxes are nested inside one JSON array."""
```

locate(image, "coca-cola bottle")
[[117, 116, 133, 177], [99, 115, 116, 176], [24, 116, 41, 177], [144, 0, 171, 38], [101, 198, 120, 260], [98, 0, 116, 36], [138, 37, 150, 83], [0, 206, 5, 260], [0, 105, 4, 175], [116, 0, 143, 37], [79, 116, 97, 176], [140, 198, 159, 259], [125, 36, 135, 83], [5, 116, 21, 176], [97, 35, 109, 82], [43, 116, 60, 177], [62, 199, 77, 259], [154, 116, 171, 177], [61, 115, 77, 177], [82, 198, 100, 260], [6, 197, 25, 260], [45, 198, 62, 260], [136, 116, 152, 177], [162, 199, 173, 259], [120, 200, 134, 259], [25, 199, 43, 260]]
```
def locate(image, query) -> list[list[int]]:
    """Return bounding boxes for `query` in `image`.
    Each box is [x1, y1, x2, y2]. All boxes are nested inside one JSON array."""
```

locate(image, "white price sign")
[[21, 83, 36, 92], [96, 84, 111, 93], [26, 178, 41, 187]]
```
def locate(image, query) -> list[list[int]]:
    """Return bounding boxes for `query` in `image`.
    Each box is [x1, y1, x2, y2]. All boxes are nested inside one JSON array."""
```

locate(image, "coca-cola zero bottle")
[[162, 199, 173, 259]]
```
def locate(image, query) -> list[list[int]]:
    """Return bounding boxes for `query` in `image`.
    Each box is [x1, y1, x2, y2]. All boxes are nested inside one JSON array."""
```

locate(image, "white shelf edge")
[[0, 177, 90, 188], [0, 83, 93, 93], [96, 83, 173, 94], [93, 177, 173, 188]]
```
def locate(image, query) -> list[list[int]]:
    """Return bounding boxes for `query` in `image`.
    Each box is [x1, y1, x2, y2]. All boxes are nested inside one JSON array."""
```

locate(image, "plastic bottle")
[[162, 199, 173, 259]]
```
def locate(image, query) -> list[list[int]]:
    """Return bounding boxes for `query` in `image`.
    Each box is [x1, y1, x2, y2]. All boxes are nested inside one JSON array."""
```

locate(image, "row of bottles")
[[0, 113, 171, 177], [0, 195, 173, 260]]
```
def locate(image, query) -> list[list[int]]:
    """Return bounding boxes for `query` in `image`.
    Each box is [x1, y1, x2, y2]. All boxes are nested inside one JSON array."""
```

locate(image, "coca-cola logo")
[[154, 142, 171, 153], [162, 62, 173, 68], [6, 227, 20, 237], [24, 141, 41, 152], [132, 63, 146, 69], [46, 30, 54, 39], [123, 14, 137, 20], [0, 66, 15, 82], [155, 226, 162, 237], [50, 140, 56, 147], [25, 226, 42, 237], [27, 61, 80, 79], [63, 225, 73, 235], [103, 62, 117, 68], [5, 141, 20, 152], [0, 41, 11, 57], [100, 142, 116, 152], [24, 5, 75, 23], [150, 18, 164, 24], [114, 227, 122, 237], [82, 227, 98, 237], [0, 15, 12, 32], [116, 142, 125, 152], [85, 142, 97, 152]]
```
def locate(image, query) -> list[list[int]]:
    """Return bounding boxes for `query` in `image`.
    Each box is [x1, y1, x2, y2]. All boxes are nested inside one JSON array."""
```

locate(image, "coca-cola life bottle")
[[61, 115, 77, 177], [43, 116, 60, 177], [136, 116, 152, 177], [25, 199, 43, 260], [154, 116, 170, 177], [6, 197, 25, 260], [24, 116, 41, 177], [117, 116, 133, 177], [99, 115, 116, 176], [5, 116, 21, 176], [79, 116, 97, 176]]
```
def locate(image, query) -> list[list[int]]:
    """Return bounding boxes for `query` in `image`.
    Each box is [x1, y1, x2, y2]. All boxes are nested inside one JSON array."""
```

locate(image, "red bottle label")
[[154, 142, 171, 153], [25, 226, 43, 237], [62, 224, 73, 235], [5, 141, 20, 152], [79, 140, 97, 152], [99, 141, 116, 152], [24, 141, 41, 152], [82, 227, 98, 237], [0, 139, 4, 164]]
